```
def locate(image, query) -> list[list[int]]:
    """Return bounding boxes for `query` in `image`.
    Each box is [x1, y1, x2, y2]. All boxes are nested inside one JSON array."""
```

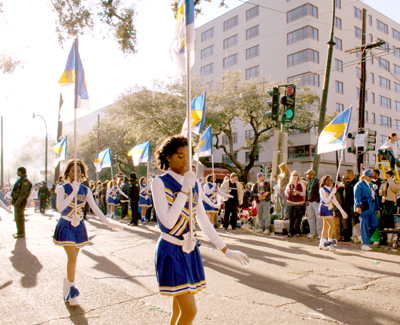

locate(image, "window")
[[394, 64, 400, 76], [232, 132, 238, 143], [335, 81, 343, 94], [246, 66, 259, 80], [394, 47, 400, 58], [246, 25, 259, 40], [369, 34, 373, 43], [378, 57, 390, 71], [380, 115, 392, 128], [224, 16, 238, 31], [287, 4, 318, 23], [336, 0, 341, 9], [356, 87, 360, 99], [380, 135, 386, 146], [246, 5, 259, 20], [371, 92, 375, 104], [222, 133, 238, 145], [372, 113, 376, 124], [245, 130, 255, 140], [356, 51, 361, 59], [288, 72, 319, 87], [201, 28, 214, 42], [287, 49, 319, 67], [334, 37, 342, 51], [246, 45, 259, 59], [356, 67, 361, 79], [354, 7, 362, 20], [393, 29, 400, 41], [223, 34, 238, 49], [379, 95, 391, 108], [365, 111, 369, 123], [336, 103, 344, 112], [395, 83, 400, 94], [223, 53, 238, 68], [379, 76, 391, 89], [222, 153, 237, 164], [201, 45, 214, 59], [371, 72, 375, 84], [396, 120, 400, 130], [377, 20, 388, 34], [245, 151, 259, 163], [369, 15, 372, 26], [355, 26, 362, 39], [288, 145, 315, 159], [395, 101, 400, 112], [201, 63, 214, 76], [335, 59, 343, 72], [379, 42, 390, 52], [334, 17, 342, 30], [287, 26, 318, 44]]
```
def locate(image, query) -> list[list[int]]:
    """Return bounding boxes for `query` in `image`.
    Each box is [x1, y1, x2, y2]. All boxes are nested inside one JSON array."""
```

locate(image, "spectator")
[[342, 170, 358, 242], [380, 133, 400, 168], [371, 169, 383, 207], [128, 172, 140, 226], [277, 163, 290, 218], [354, 170, 381, 251], [221, 173, 243, 230], [50, 185, 57, 210], [38, 182, 50, 214], [251, 173, 271, 234], [305, 169, 321, 239], [285, 171, 306, 237], [31, 186, 39, 212]]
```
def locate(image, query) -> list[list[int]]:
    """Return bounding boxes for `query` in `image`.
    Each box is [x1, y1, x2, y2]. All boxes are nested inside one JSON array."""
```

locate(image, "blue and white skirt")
[[53, 218, 89, 248], [108, 196, 120, 206], [154, 236, 206, 296], [203, 201, 218, 212], [139, 195, 152, 207], [318, 203, 334, 219]]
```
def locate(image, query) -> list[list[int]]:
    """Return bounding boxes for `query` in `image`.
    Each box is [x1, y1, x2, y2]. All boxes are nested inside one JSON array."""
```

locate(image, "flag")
[[181, 92, 206, 136], [317, 106, 352, 155], [94, 148, 112, 172], [128, 141, 150, 166], [194, 126, 213, 160], [50, 137, 67, 167], [170, 0, 195, 77], [58, 42, 90, 110]]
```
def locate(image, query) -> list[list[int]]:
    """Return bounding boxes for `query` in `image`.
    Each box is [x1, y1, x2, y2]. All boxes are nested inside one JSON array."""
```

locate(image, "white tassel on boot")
[[319, 238, 329, 250], [63, 278, 80, 305]]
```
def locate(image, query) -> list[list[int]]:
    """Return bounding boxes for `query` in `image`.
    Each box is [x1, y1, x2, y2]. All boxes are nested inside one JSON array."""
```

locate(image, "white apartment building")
[[192, 0, 400, 180]]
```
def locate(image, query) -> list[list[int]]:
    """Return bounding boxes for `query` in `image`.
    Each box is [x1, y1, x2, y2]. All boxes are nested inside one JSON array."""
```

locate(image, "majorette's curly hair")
[[319, 175, 332, 188], [155, 135, 188, 171], [62, 159, 88, 182]]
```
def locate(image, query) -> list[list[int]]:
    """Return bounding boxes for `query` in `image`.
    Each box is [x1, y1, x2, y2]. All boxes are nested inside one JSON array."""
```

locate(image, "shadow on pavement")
[[9, 238, 43, 288], [0, 280, 12, 290], [65, 303, 88, 325]]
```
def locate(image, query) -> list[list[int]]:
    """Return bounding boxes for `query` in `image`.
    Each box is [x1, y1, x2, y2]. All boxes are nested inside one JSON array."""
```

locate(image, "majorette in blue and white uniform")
[[318, 185, 346, 219], [203, 182, 232, 212], [107, 185, 129, 206], [139, 183, 152, 207]]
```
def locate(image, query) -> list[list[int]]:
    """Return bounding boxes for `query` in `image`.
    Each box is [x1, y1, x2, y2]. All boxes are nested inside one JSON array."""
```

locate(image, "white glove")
[[212, 203, 220, 209], [226, 194, 234, 199], [72, 181, 80, 193], [181, 171, 196, 194], [331, 187, 337, 195], [342, 212, 348, 219], [6, 208, 12, 213], [225, 248, 250, 267]]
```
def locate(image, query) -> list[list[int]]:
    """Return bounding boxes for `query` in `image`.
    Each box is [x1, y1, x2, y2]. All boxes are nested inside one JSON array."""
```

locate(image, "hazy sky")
[[0, 0, 399, 181]]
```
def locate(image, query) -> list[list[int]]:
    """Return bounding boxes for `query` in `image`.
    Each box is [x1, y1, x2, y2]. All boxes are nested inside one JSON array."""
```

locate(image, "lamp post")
[[32, 113, 48, 182]]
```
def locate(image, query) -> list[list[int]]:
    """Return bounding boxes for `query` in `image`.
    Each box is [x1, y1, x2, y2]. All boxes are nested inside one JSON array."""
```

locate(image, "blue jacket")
[[354, 180, 381, 215]]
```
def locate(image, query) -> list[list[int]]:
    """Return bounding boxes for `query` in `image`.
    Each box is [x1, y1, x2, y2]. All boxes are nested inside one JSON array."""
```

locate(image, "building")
[[192, 0, 400, 180]]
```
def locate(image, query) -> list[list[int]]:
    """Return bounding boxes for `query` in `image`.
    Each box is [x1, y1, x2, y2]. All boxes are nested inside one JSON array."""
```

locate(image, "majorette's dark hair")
[[62, 159, 88, 182], [155, 135, 188, 171]]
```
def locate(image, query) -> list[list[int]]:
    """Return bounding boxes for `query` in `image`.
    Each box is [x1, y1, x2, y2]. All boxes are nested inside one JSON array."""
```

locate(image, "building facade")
[[192, 0, 400, 180]]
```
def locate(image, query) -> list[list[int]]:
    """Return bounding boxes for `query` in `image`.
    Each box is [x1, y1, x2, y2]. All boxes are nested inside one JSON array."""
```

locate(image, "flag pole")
[[147, 161, 149, 182], [212, 154, 215, 182], [73, 37, 79, 218], [334, 149, 344, 187], [186, 46, 193, 242]]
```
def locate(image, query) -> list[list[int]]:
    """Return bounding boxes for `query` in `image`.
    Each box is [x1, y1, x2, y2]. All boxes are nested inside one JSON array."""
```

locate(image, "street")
[[1, 209, 400, 325]]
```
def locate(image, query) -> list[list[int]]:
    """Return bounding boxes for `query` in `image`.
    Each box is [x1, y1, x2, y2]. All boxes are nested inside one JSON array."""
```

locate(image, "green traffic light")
[[286, 108, 294, 119]]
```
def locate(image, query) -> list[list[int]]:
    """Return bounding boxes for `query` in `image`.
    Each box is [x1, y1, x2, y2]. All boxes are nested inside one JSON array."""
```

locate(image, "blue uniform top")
[[61, 183, 88, 217]]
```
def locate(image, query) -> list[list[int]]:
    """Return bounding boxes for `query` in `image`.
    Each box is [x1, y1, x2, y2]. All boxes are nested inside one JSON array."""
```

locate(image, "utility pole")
[[313, 0, 336, 175], [345, 10, 385, 174], [96, 114, 101, 181], [54, 93, 63, 182]]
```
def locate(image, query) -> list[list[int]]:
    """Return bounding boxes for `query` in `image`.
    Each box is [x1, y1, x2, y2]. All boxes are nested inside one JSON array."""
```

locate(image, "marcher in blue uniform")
[[152, 135, 249, 325], [106, 180, 129, 218], [139, 177, 152, 222], [54, 159, 121, 305]]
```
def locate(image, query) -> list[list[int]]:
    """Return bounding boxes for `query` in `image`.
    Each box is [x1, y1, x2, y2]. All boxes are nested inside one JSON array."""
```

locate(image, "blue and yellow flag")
[[195, 126, 213, 160], [317, 106, 352, 154], [94, 148, 112, 172], [182, 92, 206, 136], [50, 137, 67, 167], [128, 141, 150, 166], [58, 42, 90, 110]]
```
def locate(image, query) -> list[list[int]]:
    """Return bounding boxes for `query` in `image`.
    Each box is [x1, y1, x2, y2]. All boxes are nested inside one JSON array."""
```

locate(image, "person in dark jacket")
[[342, 169, 358, 241], [38, 182, 50, 213], [128, 172, 140, 226], [11, 167, 32, 238], [305, 169, 320, 239]]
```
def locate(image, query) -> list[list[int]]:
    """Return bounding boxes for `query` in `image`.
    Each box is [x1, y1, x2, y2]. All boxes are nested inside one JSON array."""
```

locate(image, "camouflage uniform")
[[11, 175, 32, 236]]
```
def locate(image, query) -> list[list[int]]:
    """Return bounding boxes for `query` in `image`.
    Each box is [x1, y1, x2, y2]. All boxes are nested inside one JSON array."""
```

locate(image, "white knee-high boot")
[[63, 278, 80, 305]]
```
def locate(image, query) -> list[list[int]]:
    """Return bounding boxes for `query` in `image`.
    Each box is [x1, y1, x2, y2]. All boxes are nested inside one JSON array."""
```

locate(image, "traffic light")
[[266, 87, 280, 121], [365, 128, 377, 151], [347, 132, 357, 154], [260, 164, 265, 173], [281, 85, 296, 121], [266, 164, 272, 178]]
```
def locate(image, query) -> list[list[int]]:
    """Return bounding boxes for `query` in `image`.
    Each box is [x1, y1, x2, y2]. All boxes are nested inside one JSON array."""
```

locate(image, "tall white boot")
[[64, 278, 80, 305], [319, 238, 329, 250]]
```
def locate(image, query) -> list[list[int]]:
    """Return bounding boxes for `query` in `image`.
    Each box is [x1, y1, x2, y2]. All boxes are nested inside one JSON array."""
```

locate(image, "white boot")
[[319, 238, 329, 250], [64, 278, 80, 305], [328, 238, 338, 247]]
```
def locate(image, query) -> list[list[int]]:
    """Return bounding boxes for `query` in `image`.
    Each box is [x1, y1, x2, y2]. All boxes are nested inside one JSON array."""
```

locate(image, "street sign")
[[354, 133, 365, 147]]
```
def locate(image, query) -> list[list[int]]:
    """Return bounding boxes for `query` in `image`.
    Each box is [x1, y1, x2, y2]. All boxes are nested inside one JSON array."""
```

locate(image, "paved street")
[[1, 209, 400, 325]]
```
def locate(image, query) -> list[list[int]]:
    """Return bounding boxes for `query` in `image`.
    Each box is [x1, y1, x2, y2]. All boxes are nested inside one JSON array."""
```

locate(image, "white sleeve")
[[203, 183, 214, 195], [320, 187, 335, 204], [56, 185, 76, 213], [196, 196, 226, 250], [86, 189, 114, 227], [332, 195, 347, 216], [199, 182, 216, 206], [151, 177, 190, 229], [285, 184, 290, 198], [117, 187, 129, 198], [216, 186, 232, 198]]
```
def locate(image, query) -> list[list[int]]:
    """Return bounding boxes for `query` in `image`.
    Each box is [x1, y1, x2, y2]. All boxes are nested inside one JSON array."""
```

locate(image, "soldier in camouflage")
[[11, 167, 32, 238]]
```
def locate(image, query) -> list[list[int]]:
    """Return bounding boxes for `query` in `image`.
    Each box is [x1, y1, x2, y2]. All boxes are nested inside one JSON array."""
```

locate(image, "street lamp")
[[32, 113, 48, 182]]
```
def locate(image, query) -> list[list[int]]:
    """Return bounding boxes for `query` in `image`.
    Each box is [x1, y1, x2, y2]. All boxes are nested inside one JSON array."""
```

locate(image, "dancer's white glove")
[[72, 181, 80, 193], [181, 171, 196, 194], [225, 249, 250, 266], [342, 212, 348, 219]]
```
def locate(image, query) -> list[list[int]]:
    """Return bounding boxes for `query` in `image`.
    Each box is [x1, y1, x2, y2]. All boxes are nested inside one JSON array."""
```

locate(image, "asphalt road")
[[1, 209, 400, 325]]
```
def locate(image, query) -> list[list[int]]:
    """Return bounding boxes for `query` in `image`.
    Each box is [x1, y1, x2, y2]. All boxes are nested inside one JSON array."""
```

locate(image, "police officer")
[[128, 172, 140, 226], [11, 167, 32, 238]]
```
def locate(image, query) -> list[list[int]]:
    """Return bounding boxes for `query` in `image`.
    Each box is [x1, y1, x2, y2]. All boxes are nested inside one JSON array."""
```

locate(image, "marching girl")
[[107, 180, 129, 219], [151, 135, 249, 325], [53, 159, 121, 305], [139, 177, 152, 222], [203, 174, 233, 227], [319, 175, 347, 251]]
